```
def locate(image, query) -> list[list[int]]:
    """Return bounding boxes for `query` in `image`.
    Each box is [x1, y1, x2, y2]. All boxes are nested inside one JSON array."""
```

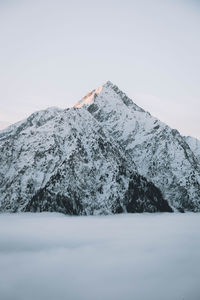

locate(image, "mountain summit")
[[74, 81, 145, 113], [0, 82, 200, 214]]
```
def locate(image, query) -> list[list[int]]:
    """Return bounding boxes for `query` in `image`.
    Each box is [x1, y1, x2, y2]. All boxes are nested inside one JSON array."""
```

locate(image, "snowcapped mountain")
[[0, 104, 171, 214], [0, 81, 199, 214], [76, 81, 200, 212]]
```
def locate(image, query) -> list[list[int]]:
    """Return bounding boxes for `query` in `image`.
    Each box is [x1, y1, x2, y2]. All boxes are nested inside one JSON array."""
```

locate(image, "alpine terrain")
[[0, 81, 199, 214]]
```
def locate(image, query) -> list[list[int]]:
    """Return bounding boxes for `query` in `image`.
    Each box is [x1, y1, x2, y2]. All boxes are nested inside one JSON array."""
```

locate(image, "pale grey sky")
[[0, 0, 200, 139]]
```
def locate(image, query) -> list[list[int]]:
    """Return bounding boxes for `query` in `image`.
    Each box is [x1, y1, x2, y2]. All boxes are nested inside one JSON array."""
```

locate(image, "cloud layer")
[[0, 212, 200, 300]]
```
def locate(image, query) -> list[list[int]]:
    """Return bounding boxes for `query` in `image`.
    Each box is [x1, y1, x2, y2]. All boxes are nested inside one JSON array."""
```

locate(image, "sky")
[[0, 0, 200, 139], [0, 213, 200, 300]]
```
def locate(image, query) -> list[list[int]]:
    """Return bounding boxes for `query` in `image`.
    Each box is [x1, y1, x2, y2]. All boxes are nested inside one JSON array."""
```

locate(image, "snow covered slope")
[[77, 81, 200, 211], [0, 105, 171, 214], [185, 136, 200, 165]]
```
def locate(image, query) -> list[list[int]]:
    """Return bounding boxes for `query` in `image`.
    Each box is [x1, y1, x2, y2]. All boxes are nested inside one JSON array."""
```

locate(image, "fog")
[[0, 213, 200, 300]]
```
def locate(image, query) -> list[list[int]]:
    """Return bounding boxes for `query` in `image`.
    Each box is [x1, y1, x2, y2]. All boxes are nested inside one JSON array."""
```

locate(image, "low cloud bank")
[[0, 213, 200, 300]]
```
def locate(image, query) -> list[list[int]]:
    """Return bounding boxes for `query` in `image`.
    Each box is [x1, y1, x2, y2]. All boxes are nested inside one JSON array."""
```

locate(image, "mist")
[[0, 213, 200, 300]]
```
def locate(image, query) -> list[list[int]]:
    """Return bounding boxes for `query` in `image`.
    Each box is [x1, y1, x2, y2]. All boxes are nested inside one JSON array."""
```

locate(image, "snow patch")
[[74, 85, 103, 108]]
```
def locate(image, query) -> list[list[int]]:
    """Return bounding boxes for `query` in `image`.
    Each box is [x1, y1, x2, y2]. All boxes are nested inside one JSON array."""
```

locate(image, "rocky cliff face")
[[0, 103, 172, 214], [77, 81, 200, 212], [185, 136, 200, 165]]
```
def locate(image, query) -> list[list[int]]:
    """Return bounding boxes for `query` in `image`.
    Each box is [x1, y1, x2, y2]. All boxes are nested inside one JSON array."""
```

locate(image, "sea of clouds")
[[0, 212, 199, 300]]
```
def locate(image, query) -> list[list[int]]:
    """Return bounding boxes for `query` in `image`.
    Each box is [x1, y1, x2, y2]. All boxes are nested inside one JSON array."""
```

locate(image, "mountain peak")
[[74, 80, 141, 110], [74, 80, 129, 109], [103, 80, 115, 88]]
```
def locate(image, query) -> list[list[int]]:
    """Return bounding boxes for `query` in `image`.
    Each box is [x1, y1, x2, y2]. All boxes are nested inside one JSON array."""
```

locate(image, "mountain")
[[0, 81, 199, 214], [76, 81, 200, 212], [0, 105, 172, 214]]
